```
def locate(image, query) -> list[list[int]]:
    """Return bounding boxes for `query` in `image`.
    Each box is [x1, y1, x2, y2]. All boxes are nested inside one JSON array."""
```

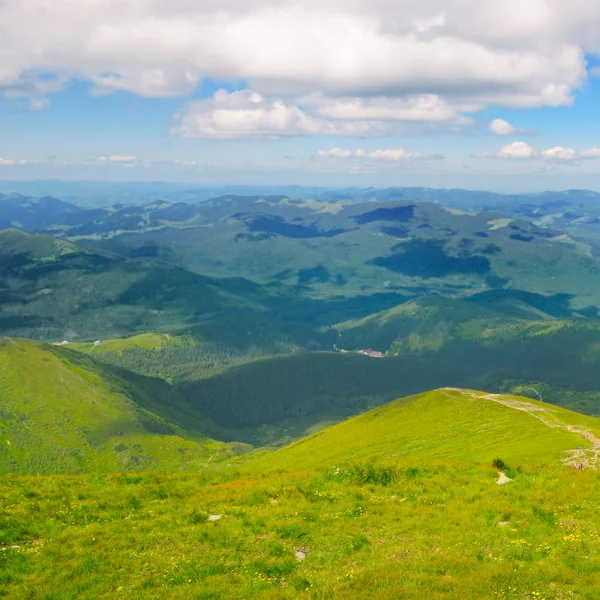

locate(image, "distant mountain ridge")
[[3, 191, 600, 317], [0, 192, 83, 230]]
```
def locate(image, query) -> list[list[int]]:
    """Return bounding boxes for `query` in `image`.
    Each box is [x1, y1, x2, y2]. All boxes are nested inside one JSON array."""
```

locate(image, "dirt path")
[[443, 388, 600, 470]]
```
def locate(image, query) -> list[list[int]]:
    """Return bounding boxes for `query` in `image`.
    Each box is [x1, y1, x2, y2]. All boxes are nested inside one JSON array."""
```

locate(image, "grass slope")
[[255, 389, 600, 471], [3, 392, 600, 598], [69, 333, 183, 355], [0, 338, 226, 474]]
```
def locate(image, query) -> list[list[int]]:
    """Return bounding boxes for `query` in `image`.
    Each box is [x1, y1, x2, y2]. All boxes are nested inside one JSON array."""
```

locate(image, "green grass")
[[69, 333, 185, 355], [2, 461, 600, 598], [2, 386, 600, 597], [251, 389, 600, 472], [0, 338, 227, 474]]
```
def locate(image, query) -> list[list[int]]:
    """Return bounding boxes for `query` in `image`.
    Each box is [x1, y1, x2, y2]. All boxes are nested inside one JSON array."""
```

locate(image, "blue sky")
[[1, 1, 600, 192]]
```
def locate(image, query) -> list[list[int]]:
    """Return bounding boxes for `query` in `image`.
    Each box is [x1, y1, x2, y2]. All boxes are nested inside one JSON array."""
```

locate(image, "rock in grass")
[[496, 472, 513, 485], [295, 547, 308, 561]]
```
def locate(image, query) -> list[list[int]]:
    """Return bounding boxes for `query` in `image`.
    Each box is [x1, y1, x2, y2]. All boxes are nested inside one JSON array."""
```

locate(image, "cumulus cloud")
[[150, 158, 199, 167], [314, 147, 444, 160], [541, 146, 578, 161], [172, 90, 417, 139], [94, 155, 201, 168], [496, 141, 537, 159], [489, 118, 519, 136], [2, 155, 202, 169], [541, 146, 600, 162], [476, 142, 600, 162], [304, 94, 477, 124], [0, 0, 597, 123]]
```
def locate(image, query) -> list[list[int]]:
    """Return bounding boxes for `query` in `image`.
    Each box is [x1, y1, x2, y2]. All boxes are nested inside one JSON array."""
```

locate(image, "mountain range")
[[3, 184, 600, 597], [3, 191, 600, 310]]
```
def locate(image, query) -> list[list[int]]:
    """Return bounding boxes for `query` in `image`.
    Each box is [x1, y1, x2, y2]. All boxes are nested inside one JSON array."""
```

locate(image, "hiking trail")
[[443, 388, 600, 470]]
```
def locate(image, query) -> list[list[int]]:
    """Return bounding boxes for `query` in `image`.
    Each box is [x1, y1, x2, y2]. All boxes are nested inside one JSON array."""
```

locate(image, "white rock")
[[496, 472, 513, 485]]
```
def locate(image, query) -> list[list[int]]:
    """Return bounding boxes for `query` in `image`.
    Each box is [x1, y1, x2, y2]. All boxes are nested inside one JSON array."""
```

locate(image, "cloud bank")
[[1, 0, 599, 136]]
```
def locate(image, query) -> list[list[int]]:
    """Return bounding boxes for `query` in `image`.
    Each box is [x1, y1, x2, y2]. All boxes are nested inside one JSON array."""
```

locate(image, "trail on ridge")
[[443, 388, 600, 470]]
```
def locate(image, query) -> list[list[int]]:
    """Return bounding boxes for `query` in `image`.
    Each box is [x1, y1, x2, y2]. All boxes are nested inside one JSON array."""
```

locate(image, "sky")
[[1, 0, 600, 192]]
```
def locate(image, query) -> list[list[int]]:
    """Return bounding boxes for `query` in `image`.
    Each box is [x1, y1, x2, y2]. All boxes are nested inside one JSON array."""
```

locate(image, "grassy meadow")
[[2, 389, 600, 598], [2, 462, 600, 599]]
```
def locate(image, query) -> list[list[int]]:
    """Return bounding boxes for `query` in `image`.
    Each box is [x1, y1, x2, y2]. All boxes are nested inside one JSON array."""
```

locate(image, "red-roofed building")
[[364, 348, 384, 357]]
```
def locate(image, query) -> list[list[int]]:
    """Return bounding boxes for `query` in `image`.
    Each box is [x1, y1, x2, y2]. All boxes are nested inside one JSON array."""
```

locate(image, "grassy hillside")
[[49, 290, 600, 448], [0, 338, 228, 474], [3, 391, 600, 598], [254, 389, 600, 472], [330, 295, 600, 413]]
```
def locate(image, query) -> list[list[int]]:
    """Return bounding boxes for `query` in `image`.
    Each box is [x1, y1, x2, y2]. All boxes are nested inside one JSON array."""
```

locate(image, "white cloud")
[[172, 90, 415, 139], [304, 94, 478, 124], [496, 141, 537, 159], [538, 145, 600, 162], [579, 146, 600, 158], [2, 155, 202, 169], [0, 0, 596, 121], [541, 146, 578, 161], [489, 118, 518, 136], [477, 142, 600, 162], [27, 97, 50, 111], [314, 147, 444, 160], [315, 148, 360, 159], [0, 157, 29, 166], [97, 155, 140, 164], [151, 158, 199, 167]]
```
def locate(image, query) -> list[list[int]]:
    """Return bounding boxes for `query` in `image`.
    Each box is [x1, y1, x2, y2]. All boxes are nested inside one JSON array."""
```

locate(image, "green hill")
[[0, 193, 82, 231], [255, 388, 600, 471], [0, 338, 228, 474], [0, 229, 292, 341], [334, 293, 585, 353], [3, 389, 600, 599]]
